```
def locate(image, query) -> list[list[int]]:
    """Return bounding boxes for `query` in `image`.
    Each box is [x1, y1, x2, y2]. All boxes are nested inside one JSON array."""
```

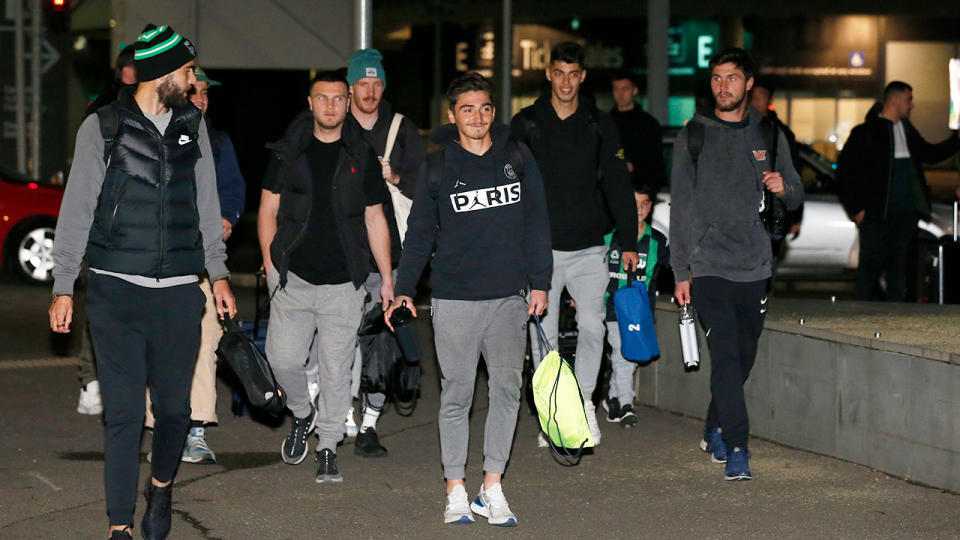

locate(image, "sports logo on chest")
[[752, 150, 767, 161], [449, 182, 521, 213]]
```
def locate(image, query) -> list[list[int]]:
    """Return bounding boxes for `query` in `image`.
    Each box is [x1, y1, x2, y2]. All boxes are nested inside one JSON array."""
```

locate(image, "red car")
[[0, 163, 65, 284]]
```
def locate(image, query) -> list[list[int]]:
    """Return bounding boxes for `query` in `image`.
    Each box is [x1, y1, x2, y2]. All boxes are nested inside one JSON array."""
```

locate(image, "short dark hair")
[[752, 77, 775, 95], [115, 44, 136, 82], [308, 69, 349, 95], [551, 41, 585, 66], [611, 69, 638, 87], [708, 47, 755, 81], [634, 183, 656, 199], [883, 81, 912, 103], [445, 72, 493, 110]]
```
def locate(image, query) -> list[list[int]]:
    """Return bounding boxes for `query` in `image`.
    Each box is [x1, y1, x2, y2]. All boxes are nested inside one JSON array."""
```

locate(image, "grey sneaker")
[[282, 404, 316, 465], [181, 427, 216, 464]]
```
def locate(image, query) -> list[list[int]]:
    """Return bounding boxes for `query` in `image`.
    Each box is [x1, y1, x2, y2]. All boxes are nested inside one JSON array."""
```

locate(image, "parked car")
[[0, 163, 64, 284], [653, 134, 956, 285]]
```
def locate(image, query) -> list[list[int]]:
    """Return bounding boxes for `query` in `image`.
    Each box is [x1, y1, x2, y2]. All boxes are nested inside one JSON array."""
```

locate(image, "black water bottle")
[[390, 300, 422, 364]]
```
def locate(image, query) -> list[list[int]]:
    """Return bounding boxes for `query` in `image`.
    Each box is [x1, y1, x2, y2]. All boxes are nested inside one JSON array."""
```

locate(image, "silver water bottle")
[[678, 304, 700, 369]]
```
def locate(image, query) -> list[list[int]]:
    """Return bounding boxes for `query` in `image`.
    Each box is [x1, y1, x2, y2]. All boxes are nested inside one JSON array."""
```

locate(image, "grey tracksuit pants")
[[266, 270, 365, 451], [534, 246, 608, 400], [433, 296, 527, 479], [605, 321, 636, 405]]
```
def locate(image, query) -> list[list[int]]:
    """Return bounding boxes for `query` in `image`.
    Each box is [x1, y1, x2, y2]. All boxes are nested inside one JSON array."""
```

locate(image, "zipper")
[[108, 181, 127, 240], [156, 132, 166, 280], [883, 122, 894, 220]]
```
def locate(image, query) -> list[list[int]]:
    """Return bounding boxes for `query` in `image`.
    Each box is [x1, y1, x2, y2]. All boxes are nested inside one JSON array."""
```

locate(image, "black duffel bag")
[[216, 317, 286, 415]]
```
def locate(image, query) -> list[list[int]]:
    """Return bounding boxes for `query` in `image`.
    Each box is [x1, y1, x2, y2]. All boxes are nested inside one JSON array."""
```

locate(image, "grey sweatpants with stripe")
[[266, 270, 365, 451], [534, 246, 609, 400], [433, 296, 527, 480]]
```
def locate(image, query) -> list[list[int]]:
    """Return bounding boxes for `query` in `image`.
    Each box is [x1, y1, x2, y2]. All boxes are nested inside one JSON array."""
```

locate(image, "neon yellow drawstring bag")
[[531, 315, 594, 464]]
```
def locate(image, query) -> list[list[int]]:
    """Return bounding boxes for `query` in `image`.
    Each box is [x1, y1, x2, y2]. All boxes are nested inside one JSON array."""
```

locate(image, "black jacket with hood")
[[838, 112, 960, 219], [394, 123, 553, 301], [265, 110, 376, 289]]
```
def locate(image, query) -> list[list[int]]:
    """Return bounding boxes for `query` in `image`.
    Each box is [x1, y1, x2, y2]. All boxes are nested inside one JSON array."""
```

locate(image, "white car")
[[653, 140, 956, 282]]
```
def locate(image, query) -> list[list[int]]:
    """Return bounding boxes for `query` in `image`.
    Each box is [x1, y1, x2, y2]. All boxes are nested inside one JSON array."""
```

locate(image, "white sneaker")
[[344, 406, 359, 438], [77, 381, 103, 415], [537, 431, 549, 448], [443, 484, 475, 524], [584, 401, 601, 446], [470, 483, 517, 527]]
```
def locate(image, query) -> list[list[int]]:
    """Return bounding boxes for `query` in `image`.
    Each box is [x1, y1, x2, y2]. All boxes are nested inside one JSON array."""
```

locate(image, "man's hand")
[[212, 279, 237, 320], [380, 276, 395, 306], [378, 158, 400, 185], [621, 251, 640, 273], [49, 295, 73, 333], [853, 210, 865, 226], [762, 171, 785, 195], [528, 290, 548, 316], [221, 217, 233, 242], [674, 280, 691, 306], [384, 294, 416, 332], [626, 161, 635, 173]]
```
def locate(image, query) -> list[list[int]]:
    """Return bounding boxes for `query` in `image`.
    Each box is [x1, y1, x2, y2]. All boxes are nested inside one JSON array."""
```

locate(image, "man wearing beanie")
[[344, 47, 426, 457], [50, 23, 236, 540]]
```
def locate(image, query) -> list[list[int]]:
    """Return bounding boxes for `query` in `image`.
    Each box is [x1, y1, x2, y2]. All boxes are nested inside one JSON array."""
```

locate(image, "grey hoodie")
[[669, 107, 803, 283]]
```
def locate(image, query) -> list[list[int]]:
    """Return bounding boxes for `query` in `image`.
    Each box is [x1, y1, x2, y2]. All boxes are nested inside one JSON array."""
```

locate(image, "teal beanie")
[[347, 48, 386, 89]]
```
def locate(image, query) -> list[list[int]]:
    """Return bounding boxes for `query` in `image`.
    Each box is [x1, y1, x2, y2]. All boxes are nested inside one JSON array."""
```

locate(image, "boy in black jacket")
[[386, 73, 551, 527], [602, 186, 668, 428]]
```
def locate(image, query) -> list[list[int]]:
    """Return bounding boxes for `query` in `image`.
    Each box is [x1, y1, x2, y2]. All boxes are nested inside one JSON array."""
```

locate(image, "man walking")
[[511, 41, 638, 445], [257, 70, 394, 483], [609, 70, 665, 194], [50, 24, 236, 539], [838, 81, 960, 301], [343, 48, 427, 456], [670, 48, 803, 481], [386, 72, 551, 526]]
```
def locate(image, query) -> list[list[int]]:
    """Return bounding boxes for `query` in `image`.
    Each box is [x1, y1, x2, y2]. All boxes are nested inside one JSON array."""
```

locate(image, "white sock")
[[360, 405, 381, 432]]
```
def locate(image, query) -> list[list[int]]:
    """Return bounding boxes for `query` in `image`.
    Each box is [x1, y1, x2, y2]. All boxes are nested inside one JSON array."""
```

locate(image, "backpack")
[[426, 138, 527, 198], [96, 104, 203, 164], [686, 116, 788, 240]]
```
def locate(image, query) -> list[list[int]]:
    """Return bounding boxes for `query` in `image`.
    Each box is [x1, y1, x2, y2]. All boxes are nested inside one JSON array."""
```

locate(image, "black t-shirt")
[[265, 137, 388, 285]]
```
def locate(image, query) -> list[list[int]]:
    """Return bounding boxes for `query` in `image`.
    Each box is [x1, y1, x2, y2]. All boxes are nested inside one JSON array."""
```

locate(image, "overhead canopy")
[[110, 0, 354, 70]]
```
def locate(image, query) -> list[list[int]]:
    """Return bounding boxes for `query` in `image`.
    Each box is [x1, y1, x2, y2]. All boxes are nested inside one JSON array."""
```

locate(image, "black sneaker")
[[315, 448, 343, 483], [354, 427, 389, 458], [141, 481, 172, 540], [602, 397, 622, 423], [282, 404, 316, 465], [110, 528, 133, 539], [620, 404, 638, 428]]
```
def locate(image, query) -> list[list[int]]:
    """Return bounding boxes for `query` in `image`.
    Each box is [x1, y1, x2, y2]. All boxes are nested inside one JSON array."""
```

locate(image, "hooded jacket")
[[265, 110, 375, 289], [394, 123, 553, 300], [669, 107, 804, 283], [838, 113, 960, 219]]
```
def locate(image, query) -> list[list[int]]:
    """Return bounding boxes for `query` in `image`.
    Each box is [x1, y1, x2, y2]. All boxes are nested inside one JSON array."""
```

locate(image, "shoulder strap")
[[686, 121, 705, 164], [506, 139, 526, 181], [96, 105, 120, 164], [426, 150, 445, 200], [383, 113, 404, 162], [761, 117, 779, 171], [587, 107, 602, 148], [520, 107, 539, 149]]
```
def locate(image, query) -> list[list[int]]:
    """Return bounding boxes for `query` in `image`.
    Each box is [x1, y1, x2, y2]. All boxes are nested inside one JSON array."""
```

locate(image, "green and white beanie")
[[133, 24, 197, 82]]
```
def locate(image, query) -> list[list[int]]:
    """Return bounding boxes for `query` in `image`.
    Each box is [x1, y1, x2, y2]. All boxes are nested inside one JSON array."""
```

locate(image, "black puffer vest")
[[266, 110, 373, 289], [86, 89, 205, 277]]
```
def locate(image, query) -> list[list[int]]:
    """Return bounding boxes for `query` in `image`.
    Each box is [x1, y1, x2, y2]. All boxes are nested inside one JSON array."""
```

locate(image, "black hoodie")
[[395, 124, 553, 300], [511, 94, 638, 251]]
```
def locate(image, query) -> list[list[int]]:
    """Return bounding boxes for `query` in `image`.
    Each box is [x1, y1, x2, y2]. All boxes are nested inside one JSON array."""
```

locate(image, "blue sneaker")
[[699, 427, 727, 463], [724, 446, 751, 481]]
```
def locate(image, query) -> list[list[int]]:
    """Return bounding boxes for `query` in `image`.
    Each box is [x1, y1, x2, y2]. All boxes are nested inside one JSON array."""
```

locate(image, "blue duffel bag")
[[613, 280, 660, 363]]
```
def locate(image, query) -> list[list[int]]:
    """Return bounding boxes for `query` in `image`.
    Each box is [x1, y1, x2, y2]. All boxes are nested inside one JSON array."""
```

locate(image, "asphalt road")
[[2, 276, 959, 538]]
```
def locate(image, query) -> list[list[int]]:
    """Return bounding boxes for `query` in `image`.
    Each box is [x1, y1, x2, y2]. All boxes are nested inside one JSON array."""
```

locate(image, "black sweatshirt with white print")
[[395, 123, 553, 301]]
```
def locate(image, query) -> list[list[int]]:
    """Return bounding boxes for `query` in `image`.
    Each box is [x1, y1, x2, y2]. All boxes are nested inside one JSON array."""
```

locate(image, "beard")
[[157, 76, 190, 110], [715, 92, 745, 112], [354, 96, 379, 114]]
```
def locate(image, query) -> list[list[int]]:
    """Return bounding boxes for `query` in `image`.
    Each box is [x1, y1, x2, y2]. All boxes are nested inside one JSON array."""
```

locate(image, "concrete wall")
[[639, 304, 960, 492]]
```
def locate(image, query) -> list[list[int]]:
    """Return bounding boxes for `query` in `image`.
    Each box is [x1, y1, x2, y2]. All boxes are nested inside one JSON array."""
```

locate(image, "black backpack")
[[686, 117, 788, 240], [216, 317, 287, 415]]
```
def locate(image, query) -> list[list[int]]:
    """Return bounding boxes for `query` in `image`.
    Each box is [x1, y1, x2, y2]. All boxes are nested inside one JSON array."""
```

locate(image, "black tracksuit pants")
[[692, 276, 766, 449], [85, 273, 205, 526], [854, 211, 917, 302]]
